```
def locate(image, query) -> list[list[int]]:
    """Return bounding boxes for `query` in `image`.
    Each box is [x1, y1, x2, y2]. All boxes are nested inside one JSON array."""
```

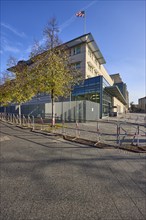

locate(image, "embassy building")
[[6, 33, 129, 121]]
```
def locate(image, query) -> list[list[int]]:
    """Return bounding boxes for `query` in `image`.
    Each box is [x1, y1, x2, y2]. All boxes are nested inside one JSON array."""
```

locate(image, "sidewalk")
[[1, 121, 146, 220]]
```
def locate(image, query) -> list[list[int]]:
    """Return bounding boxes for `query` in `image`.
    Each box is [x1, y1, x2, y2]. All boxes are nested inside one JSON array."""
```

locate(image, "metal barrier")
[[61, 119, 145, 147], [75, 120, 80, 138], [116, 122, 146, 147], [0, 112, 145, 148]]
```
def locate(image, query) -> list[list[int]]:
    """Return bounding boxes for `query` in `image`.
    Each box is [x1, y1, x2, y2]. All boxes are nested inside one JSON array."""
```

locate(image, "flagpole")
[[84, 12, 86, 34], [75, 11, 86, 34]]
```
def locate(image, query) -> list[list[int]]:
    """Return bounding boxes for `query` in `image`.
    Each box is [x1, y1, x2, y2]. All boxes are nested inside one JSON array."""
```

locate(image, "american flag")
[[75, 11, 85, 17]]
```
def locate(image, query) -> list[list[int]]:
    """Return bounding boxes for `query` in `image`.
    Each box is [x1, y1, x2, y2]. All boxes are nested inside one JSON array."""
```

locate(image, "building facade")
[[5, 33, 129, 120], [65, 33, 128, 118], [110, 73, 129, 109], [138, 97, 146, 112]]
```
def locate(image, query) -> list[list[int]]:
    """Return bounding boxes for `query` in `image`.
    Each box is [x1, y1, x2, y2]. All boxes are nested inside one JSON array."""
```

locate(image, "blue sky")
[[1, 0, 145, 103]]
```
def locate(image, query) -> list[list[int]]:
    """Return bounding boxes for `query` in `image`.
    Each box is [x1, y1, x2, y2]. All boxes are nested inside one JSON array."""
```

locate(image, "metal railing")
[[0, 112, 146, 148]]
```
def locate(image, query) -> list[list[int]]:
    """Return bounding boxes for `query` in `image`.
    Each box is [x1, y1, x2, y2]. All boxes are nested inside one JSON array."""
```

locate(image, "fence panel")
[[0, 112, 145, 148]]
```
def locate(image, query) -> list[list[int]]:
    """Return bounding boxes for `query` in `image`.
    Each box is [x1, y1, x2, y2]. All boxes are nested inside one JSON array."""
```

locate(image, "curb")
[[16, 125, 32, 130], [63, 136, 146, 153], [31, 129, 62, 137], [63, 135, 115, 149]]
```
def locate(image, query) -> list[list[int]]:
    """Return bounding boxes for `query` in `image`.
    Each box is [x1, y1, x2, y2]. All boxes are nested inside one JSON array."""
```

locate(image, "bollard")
[[13, 114, 16, 124], [40, 117, 44, 130], [12, 114, 13, 124], [62, 120, 65, 135], [137, 125, 140, 147], [75, 120, 80, 138], [22, 115, 25, 126], [28, 116, 31, 127], [32, 116, 34, 130], [10, 114, 12, 123], [117, 123, 121, 147], [16, 114, 18, 124], [97, 121, 100, 142], [7, 113, 10, 121], [19, 114, 22, 125], [75, 120, 78, 138]]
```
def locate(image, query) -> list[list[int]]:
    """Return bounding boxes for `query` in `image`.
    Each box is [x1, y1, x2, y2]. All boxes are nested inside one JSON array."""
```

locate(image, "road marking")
[[0, 136, 10, 142]]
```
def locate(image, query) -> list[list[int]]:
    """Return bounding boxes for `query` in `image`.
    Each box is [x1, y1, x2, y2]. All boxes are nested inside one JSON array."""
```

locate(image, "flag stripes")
[[75, 11, 85, 17]]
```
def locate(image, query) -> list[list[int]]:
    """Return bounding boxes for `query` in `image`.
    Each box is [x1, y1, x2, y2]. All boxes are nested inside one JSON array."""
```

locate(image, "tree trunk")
[[18, 104, 22, 125], [51, 89, 55, 126]]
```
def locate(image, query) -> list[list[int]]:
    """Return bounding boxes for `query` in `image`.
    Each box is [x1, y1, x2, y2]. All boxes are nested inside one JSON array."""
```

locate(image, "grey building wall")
[[45, 100, 100, 122], [85, 100, 100, 121], [1, 100, 100, 121], [21, 104, 45, 116], [138, 97, 146, 112]]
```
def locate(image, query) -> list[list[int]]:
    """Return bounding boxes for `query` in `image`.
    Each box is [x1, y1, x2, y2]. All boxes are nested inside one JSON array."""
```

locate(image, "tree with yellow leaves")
[[0, 58, 35, 123], [2, 17, 82, 126], [29, 17, 82, 126]]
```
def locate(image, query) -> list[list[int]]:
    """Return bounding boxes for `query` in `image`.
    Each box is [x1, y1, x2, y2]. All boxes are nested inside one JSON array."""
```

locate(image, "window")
[[72, 62, 81, 69], [88, 48, 94, 59], [73, 46, 81, 55], [75, 62, 81, 69], [94, 69, 98, 76], [88, 64, 94, 73]]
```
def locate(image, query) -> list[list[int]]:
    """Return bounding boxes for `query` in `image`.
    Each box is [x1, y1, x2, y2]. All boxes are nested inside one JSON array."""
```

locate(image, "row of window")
[[88, 48, 99, 65], [69, 45, 100, 71], [88, 47, 100, 68], [71, 62, 99, 76], [71, 62, 81, 69], [69, 45, 101, 76], [87, 64, 99, 76], [88, 64, 94, 73]]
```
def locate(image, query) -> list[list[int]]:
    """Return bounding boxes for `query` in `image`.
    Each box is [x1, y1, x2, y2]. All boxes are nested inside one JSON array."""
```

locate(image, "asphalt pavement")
[[0, 121, 146, 220]]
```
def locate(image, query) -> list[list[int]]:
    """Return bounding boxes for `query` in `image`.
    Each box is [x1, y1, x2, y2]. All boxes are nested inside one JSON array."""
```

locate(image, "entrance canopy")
[[105, 86, 127, 105]]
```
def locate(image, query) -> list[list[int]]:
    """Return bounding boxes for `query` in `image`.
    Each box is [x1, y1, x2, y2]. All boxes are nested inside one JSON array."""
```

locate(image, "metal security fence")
[[0, 112, 146, 148], [115, 121, 145, 147], [60, 120, 146, 147], [0, 113, 35, 129]]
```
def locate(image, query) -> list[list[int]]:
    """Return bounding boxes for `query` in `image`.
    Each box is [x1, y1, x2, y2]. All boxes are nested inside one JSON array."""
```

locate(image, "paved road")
[[0, 121, 146, 220]]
